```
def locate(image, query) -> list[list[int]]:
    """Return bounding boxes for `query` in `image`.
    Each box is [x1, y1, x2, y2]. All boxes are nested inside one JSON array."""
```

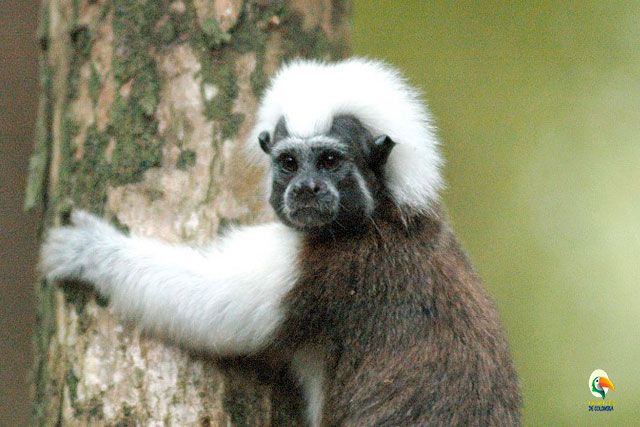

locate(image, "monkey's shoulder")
[[296, 213, 456, 291], [292, 214, 505, 336]]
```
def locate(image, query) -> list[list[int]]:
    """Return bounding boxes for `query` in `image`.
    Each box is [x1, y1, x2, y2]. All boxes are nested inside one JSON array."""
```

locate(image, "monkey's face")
[[259, 116, 395, 233], [268, 138, 366, 230]]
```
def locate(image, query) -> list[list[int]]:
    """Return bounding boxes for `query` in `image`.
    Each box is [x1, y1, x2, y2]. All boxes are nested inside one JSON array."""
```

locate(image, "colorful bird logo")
[[589, 369, 615, 399]]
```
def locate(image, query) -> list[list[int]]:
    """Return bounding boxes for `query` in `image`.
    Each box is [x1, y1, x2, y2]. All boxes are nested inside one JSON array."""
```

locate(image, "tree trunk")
[[27, 0, 350, 424]]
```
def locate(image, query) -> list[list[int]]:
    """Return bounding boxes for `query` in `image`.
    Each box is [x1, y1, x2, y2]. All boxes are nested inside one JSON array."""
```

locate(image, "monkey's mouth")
[[285, 205, 337, 229]]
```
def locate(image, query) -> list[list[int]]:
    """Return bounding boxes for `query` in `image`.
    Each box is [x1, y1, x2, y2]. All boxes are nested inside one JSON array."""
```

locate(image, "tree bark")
[[27, 0, 350, 424]]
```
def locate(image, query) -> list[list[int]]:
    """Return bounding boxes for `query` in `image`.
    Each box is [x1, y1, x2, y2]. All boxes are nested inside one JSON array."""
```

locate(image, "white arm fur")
[[40, 211, 301, 355]]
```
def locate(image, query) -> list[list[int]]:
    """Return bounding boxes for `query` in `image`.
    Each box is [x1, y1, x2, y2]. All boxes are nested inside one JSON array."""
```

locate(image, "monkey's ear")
[[369, 135, 396, 168], [258, 131, 272, 154]]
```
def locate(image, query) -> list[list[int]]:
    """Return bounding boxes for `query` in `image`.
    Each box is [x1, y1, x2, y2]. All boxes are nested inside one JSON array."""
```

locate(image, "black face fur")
[[259, 115, 395, 233]]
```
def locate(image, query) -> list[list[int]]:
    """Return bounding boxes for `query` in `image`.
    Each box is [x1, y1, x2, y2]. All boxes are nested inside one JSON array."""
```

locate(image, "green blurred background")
[[353, 1, 640, 425]]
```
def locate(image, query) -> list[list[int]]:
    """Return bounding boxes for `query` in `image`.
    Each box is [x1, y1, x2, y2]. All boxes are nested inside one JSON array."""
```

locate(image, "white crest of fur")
[[247, 58, 444, 211]]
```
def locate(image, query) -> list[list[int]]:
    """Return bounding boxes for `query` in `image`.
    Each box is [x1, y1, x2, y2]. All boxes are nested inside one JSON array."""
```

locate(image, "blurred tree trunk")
[[26, 0, 350, 424]]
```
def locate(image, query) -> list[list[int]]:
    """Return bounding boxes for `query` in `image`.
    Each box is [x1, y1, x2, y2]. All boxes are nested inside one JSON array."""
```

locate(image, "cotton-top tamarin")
[[41, 59, 521, 426]]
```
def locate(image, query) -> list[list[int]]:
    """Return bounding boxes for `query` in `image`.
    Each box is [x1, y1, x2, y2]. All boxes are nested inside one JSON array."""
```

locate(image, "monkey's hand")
[[40, 210, 125, 289]]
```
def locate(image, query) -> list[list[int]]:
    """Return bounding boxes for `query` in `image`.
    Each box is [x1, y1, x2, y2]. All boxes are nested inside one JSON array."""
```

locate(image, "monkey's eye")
[[277, 154, 298, 173], [318, 152, 342, 170]]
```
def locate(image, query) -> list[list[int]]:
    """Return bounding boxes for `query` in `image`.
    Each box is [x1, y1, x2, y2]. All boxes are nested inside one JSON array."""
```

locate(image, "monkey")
[[41, 58, 521, 426]]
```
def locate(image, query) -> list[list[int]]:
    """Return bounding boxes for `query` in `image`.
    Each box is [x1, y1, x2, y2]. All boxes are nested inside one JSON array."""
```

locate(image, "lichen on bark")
[[29, 0, 351, 425]]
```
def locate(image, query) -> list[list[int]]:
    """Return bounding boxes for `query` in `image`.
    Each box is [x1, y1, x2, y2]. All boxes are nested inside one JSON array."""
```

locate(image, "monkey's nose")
[[293, 179, 326, 201]]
